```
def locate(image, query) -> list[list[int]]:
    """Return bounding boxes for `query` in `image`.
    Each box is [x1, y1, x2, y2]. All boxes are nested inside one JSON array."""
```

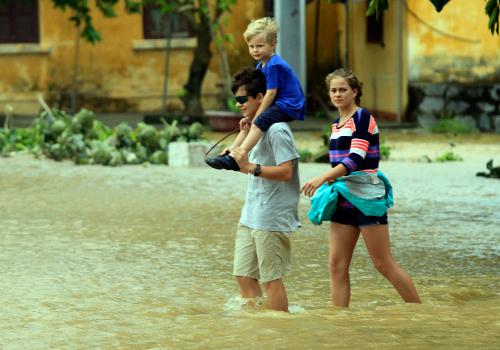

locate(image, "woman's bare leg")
[[329, 223, 360, 307], [361, 225, 421, 303]]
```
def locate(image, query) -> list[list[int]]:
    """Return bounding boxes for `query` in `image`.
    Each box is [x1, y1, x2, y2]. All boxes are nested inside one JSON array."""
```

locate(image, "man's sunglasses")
[[235, 95, 250, 104]]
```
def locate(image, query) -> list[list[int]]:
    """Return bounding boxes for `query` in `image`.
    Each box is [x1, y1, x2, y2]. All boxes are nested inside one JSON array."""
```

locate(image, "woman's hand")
[[301, 175, 328, 197]]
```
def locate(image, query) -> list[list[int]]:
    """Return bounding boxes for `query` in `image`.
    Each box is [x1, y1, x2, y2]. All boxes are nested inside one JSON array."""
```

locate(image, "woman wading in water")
[[301, 69, 421, 307]]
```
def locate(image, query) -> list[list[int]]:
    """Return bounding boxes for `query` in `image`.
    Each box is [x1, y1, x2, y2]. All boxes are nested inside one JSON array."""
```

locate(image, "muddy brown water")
[[1, 139, 499, 349]]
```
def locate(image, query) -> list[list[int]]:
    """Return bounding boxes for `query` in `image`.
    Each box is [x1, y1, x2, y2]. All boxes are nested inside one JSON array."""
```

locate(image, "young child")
[[205, 17, 305, 171]]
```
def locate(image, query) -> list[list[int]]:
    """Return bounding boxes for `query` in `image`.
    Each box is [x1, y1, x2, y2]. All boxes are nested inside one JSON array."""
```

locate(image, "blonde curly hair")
[[243, 17, 279, 45]]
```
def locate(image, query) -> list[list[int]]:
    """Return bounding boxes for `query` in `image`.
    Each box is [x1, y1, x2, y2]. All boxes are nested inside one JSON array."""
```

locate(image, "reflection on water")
[[1, 154, 499, 349]]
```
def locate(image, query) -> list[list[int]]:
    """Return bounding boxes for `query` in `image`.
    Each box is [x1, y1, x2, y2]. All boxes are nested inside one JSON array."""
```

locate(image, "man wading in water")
[[225, 67, 301, 312]]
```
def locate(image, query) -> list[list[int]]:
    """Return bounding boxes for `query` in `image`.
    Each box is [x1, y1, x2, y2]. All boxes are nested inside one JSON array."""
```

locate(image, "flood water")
[[1, 140, 499, 349]]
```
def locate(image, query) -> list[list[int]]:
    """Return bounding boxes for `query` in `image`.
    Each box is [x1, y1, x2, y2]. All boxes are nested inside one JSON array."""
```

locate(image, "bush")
[[0, 108, 205, 166], [431, 118, 477, 134], [380, 140, 391, 160], [435, 140, 463, 162], [298, 148, 314, 162], [436, 150, 463, 162]]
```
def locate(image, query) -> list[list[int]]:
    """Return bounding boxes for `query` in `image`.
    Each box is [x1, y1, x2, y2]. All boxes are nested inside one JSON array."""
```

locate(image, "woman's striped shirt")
[[329, 107, 380, 174]]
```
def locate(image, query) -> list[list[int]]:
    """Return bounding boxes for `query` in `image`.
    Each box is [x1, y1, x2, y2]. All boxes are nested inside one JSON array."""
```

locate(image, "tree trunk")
[[181, 12, 212, 116]]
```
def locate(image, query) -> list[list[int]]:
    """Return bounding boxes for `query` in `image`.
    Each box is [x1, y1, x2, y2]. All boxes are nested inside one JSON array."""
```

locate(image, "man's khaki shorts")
[[232, 224, 291, 283]]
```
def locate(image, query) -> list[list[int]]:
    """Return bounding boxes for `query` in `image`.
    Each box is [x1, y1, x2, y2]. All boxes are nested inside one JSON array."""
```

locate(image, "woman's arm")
[[300, 164, 348, 197]]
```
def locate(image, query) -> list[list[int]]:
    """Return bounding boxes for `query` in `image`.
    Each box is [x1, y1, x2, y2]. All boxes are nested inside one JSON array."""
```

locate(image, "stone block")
[[476, 102, 495, 113], [489, 84, 500, 101], [417, 114, 437, 130], [445, 86, 460, 98], [446, 100, 469, 114], [168, 141, 215, 168], [478, 114, 492, 132], [455, 115, 477, 129], [495, 115, 500, 134], [419, 97, 444, 114], [465, 87, 484, 99], [423, 84, 446, 96]]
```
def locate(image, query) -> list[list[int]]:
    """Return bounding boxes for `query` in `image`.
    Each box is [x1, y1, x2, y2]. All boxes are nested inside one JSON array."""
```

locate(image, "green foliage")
[[136, 122, 159, 149], [435, 139, 463, 162], [186, 122, 204, 141], [366, 0, 388, 18], [0, 107, 204, 166], [485, 0, 500, 35], [362, 0, 499, 35], [0, 128, 38, 156], [298, 148, 314, 163], [226, 97, 240, 113], [321, 124, 332, 146], [380, 140, 391, 160], [313, 111, 328, 119], [49, 0, 141, 43], [45, 0, 239, 44], [436, 150, 463, 162], [431, 118, 477, 134], [149, 150, 168, 164]]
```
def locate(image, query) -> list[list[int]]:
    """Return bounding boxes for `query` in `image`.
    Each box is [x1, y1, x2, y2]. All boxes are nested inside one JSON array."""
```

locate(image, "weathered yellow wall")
[[346, 1, 405, 120], [407, 0, 500, 83], [0, 0, 262, 115], [306, 1, 340, 86], [337, 0, 500, 120], [225, 1, 263, 74], [2, 1, 497, 119]]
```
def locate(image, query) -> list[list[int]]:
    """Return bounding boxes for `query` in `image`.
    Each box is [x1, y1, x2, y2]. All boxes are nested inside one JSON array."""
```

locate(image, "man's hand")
[[300, 175, 328, 197], [231, 147, 252, 173]]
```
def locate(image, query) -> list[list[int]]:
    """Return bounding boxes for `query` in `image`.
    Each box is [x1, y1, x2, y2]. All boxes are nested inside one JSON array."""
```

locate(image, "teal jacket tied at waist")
[[307, 171, 393, 225]]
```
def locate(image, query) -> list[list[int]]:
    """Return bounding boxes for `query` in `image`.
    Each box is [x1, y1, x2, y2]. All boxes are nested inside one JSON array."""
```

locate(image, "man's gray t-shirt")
[[239, 123, 300, 232]]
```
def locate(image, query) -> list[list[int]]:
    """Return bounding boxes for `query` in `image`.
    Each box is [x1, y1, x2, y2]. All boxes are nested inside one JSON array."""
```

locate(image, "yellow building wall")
[[335, 0, 500, 121], [407, 0, 500, 83], [225, 1, 263, 74], [0, 0, 263, 115], [345, 1, 405, 121], [306, 1, 341, 88]]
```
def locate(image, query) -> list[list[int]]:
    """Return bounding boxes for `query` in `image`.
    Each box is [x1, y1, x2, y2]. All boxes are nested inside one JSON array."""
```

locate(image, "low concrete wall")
[[408, 83, 500, 133], [168, 141, 216, 168]]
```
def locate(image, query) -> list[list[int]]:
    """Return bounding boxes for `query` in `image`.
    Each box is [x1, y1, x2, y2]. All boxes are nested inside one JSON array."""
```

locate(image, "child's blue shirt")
[[257, 54, 305, 121]]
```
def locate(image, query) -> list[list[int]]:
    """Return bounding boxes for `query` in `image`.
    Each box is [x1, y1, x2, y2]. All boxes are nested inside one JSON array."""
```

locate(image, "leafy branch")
[[365, 0, 499, 35]]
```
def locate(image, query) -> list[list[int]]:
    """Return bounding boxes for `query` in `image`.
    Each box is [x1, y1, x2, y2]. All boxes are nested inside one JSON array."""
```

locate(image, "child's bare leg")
[[238, 124, 262, 152], [228, 129, 249, 152]]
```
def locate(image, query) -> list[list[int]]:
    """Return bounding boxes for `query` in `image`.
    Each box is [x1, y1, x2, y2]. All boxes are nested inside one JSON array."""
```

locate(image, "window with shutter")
[[366, 12, 384, 46], [142, 4, 192, 39], [0, 0, 39, 43], [264, 0, 274, 17]]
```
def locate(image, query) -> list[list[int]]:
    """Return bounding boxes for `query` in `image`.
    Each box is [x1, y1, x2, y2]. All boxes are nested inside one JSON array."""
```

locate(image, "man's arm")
[[231, 148, 294, 182]]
